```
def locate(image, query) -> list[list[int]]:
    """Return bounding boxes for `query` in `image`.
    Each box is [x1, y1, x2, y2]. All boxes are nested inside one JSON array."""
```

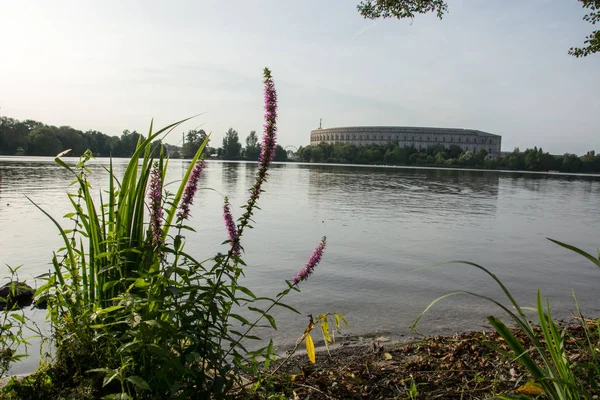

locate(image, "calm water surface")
[[1, 156, 600, 373]]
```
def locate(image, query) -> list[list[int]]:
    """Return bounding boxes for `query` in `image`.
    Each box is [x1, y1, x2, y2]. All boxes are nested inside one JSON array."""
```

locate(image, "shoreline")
[[237, 319, 597, 399], [2, 318, 596, 399]]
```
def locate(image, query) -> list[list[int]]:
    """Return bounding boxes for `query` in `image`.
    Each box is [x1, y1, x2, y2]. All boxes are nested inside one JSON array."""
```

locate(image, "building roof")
[[311, 126, 500, 137]]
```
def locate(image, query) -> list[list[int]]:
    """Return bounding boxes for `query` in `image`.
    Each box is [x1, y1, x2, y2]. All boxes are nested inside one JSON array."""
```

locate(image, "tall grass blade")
[[547, 238, 600, 268]]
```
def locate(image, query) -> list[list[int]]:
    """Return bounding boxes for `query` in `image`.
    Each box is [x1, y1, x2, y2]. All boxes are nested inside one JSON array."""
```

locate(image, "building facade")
[[310, 126, 502, 156]]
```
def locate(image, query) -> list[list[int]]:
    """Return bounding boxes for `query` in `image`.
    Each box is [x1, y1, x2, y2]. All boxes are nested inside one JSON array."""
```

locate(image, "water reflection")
[[307, 165, 500, 223], [221, 162, 240, 194]]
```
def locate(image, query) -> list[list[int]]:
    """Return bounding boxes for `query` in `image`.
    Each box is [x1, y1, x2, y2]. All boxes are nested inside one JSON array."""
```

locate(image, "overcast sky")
[[1, 0, 599, 154]]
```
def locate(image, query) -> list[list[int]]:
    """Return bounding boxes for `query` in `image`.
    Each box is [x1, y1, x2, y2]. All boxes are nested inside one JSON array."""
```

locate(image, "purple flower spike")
[[148, 166, 163, 248], [259, 68, 278, 168], [292, 237, 326, 285], [178, 160, 206, 220], [241, 69, 279, 227], [223, 198, 241, 257]]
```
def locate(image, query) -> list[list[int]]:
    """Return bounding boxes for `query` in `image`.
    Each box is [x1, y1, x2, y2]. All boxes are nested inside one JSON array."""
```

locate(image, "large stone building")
[[310, 126, 502, 156]]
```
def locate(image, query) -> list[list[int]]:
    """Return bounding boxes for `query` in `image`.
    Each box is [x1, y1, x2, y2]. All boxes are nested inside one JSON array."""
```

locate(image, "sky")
[[1, 0, 599, 154]]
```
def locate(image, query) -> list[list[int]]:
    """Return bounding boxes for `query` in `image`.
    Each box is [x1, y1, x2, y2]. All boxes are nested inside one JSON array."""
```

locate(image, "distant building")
[[310, 126, 502, 156]]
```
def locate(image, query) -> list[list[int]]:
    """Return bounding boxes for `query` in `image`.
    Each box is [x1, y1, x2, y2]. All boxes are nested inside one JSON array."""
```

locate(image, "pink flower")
[[292, 237, 326, 285], [177, 160, 206, 220], [148, 166, 163, 247], [241, 68, 279, 229], [223, 198, 240, 257]]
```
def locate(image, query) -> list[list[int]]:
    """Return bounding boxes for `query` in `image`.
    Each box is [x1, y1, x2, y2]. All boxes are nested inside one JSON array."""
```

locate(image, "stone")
[[0, 281, 35, 311]]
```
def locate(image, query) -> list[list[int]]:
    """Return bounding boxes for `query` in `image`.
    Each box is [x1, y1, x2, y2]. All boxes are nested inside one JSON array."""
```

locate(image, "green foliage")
[[0, 266, 38, 380], [27, 126, 63, 156], [412, 237, 600, 399], [182, 129, 209, 159], [0, 116, 150, 157], [357, 0, 448, 20], [297, 141, 600, 172], [221, 127, 242, 160], [0, 117, 40, 154], [8, 69, 330, 399], [569, 0, 600, 57], [273, 145, 288, 162], [357, 0, 600, 58], [244, 130, 261, 161]]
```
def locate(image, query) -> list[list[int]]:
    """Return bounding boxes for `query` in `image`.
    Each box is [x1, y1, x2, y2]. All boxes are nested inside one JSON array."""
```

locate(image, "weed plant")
[[0, 266, 39, 380], [413, 240, 600, 399], [8, 68, 331, 399]]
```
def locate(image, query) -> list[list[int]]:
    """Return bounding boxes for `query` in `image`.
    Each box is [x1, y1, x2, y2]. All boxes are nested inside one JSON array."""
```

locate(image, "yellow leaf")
[[306, 334, 316, 364], [321, 319, 332, 343], [516, 380, 544, 396], [383, 352, 393, 360]]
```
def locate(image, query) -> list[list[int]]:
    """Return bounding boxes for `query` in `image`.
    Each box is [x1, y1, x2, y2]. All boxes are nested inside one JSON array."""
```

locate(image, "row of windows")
[[312, 134, 496, 145], [413, 144, 494, 153]]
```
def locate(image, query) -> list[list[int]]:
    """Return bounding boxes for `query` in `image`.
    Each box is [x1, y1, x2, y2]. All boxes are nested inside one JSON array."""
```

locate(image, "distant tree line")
[[0, 116, 160, 157], [178, 127, 287, 161], [297, 141, 600, 173], [0, 116, 288, 161]]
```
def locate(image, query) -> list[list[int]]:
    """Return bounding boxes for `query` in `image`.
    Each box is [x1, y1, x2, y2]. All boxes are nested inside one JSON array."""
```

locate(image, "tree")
[[55, 126, 88, 156], [0, 117, 35, 154], [118, 130, 144, 157], [357, 0, 447, 20], [357, 0, 600, 57], [244, 130, 261, 161], [570, 0, 600, 57], [182, 129, 209, 158], [28, 126, 63, 156], [274, 144, 288, 162], [221, 128, 242, 160]]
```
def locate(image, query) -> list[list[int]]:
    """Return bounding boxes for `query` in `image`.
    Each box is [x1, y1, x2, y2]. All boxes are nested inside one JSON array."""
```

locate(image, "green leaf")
[[126, 375, 151, 391], [547, 238, 600, 267], [273, 301, 300, 314], [11, 314, 25, 324], [95, 305, 124, 315], [264, 313, 277, 330], [103, 280, 120, 292], [237, 286, 256, 299], [230, 313, 251, 326]]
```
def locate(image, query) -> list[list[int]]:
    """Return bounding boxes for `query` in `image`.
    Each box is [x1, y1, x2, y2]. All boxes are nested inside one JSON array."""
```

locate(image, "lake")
[[1, 156, 600, 374]]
